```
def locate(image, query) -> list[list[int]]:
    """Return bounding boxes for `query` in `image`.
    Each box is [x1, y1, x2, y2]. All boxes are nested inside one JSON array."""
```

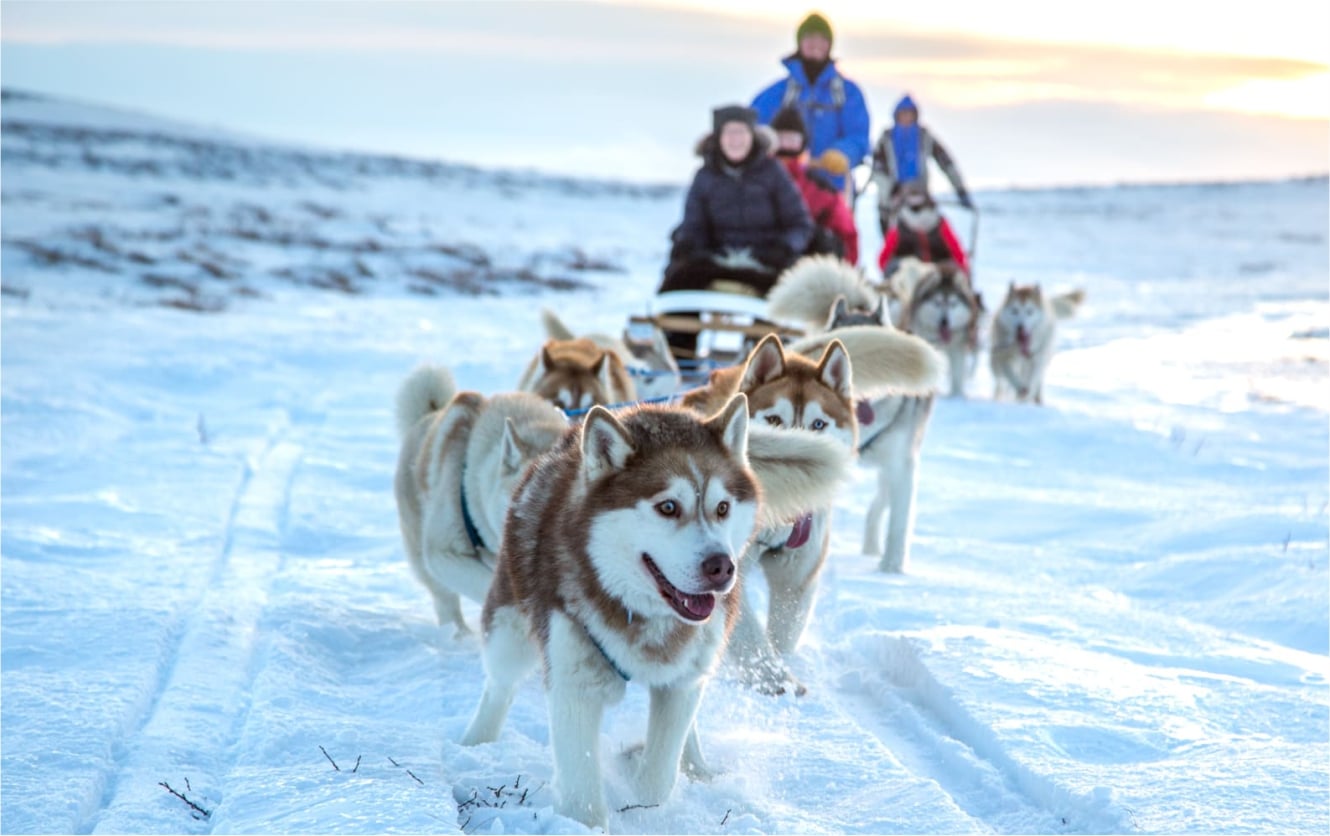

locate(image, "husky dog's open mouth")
[[642, 554, 715, 621]]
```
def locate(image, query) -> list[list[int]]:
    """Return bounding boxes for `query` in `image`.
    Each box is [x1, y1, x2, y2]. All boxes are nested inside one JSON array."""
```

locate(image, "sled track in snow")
[[85, 415, 301, 833], [830, 635, 1133, 835]]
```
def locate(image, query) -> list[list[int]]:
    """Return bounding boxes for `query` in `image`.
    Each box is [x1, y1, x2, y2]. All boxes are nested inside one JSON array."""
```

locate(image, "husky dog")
[[393, 365, 568, 633], [901, 265, 983, 398], [770, 250, 945, 572], [460, 398, 850, 829], [517, 336, 636, 412], [683, 328, 940, 692], [541, 308, 683, 400], [989, 283, 1086, 404]]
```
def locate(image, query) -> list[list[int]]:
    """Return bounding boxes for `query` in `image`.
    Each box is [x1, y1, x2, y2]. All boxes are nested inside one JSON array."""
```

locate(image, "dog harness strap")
[[857, 398, 910, 454], [458, 476, 487, 553], [584, 624, 631, 682]]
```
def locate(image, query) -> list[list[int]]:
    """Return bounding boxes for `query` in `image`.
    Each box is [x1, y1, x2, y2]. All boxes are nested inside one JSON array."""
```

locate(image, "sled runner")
[[628, 288, 805, 373]]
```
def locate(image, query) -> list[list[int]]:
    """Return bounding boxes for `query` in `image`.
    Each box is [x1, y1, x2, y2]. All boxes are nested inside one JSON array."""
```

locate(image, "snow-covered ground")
[[2, 89, 1327, 835]]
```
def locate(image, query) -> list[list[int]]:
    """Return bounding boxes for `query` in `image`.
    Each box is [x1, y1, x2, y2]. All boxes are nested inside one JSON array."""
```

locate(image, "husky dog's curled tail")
[[746, 424, 852, 529], [394, 364, 457, 438], [1051, 289, 1087, 320], [767, 255, 878, 328], [789, 325, 943, 398]]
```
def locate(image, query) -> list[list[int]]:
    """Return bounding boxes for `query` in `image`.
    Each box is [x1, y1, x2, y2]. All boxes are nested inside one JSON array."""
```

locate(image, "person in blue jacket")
[[871, 94, 973, 232], [751, 12, 871, 202]]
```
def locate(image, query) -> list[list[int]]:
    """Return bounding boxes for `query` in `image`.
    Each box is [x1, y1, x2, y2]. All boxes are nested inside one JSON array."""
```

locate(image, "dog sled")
[[627, 287, 805, 384]]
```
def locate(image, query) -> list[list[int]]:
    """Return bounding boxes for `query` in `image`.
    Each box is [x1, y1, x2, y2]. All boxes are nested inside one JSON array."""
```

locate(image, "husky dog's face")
[[997, 284, 1046, 352], [529, 342, 619, 412], [738, 335, 856, 450], [622, 325, 682, 400], [826, 295, 888, 331], [581, 397, 758, 625], [911, 280, 975, 345]]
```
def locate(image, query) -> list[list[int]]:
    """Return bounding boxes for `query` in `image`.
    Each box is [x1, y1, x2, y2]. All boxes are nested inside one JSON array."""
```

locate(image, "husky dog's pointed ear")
[[652, 326, 679, 372], [740, 334, 785, 393], [593, 352, 614, 399], [709, 393, 749, 466], [581, 405, 634, 482], [500, 418, 525, 475], [827, 295, 850, 329], [817, 339, 853, 400], [541, 344, 557, 372]]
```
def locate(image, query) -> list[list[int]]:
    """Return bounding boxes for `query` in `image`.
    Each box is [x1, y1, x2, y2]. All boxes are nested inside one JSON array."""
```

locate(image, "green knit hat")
[[796, 12, 833, 47]]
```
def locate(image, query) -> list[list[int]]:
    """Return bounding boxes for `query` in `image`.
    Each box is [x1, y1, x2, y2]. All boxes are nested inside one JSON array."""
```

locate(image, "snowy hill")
[[2, 90, 1327, 835]]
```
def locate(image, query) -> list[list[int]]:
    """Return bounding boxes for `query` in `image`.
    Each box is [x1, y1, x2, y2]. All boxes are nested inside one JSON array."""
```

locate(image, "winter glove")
[[812, 149, 850, 176], [752, 242, 794, 270]]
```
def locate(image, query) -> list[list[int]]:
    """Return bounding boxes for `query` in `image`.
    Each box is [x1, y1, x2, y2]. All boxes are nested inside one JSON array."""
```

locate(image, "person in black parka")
[[660, 104, 813, 300]]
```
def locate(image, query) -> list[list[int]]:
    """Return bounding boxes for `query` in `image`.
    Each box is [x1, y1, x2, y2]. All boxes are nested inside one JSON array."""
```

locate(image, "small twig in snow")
[[406, 769, 424, 785], [721, 808, 731, 826], [159, 780, 211, 818], [319, 745, 340, 771], [352, 755, 362, 773], [618, 803, 660, 813]]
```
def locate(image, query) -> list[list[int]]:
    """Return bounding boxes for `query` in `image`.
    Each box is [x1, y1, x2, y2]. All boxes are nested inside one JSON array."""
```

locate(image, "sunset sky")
[[2, 0, 1326, 187]]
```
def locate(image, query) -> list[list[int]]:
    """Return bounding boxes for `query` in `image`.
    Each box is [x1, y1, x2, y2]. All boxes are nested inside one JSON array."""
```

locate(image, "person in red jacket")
[[769, 106, 859, 265], [877, 183, 970, 277]]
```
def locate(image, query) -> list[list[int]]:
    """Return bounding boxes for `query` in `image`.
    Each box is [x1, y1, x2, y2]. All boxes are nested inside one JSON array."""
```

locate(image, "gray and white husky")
[[460, 398, 850, 829], [989, 283, 1085, 404]]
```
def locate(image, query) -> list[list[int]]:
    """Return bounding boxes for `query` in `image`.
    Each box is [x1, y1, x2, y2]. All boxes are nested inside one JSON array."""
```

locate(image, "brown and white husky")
[[459, 398, 850, 829], [683, 326, 940, 693], [517, 336, 636, 412]]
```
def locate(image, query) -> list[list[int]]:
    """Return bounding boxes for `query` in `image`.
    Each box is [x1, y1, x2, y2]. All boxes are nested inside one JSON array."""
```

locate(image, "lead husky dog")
[[541, 308, 683, 400], [989, 283, 1086, 404], [394, 365, 568, 634], [766, 256, 943, 572], [684, 327, 940, 693], [902, 264, 983, 398], [460, 397, 850, 829], [517, 336, 636, 412]]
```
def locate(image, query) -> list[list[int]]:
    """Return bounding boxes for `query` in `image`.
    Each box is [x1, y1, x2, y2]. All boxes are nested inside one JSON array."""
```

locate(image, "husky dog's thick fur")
[[901, 265, 983, 398], [460, 398, 849, 829], [989, 283, 1085, 404], [393, 365, 568, 633], [540, 308, 683, 400], [767, 255, 881, 332], [682, 329, 939, 692], [518, 336, 637, 412]]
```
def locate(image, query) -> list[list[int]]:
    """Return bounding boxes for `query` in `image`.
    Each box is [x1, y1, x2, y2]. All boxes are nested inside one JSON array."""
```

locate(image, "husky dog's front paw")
[[736, 657, 807, 697]]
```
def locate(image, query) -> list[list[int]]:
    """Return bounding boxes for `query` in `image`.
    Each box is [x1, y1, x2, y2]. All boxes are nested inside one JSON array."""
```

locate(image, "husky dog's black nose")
[[701, 553, 735, 588]]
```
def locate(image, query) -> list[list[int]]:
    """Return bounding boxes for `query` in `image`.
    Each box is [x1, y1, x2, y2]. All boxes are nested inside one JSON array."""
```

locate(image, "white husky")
[[393, 365, 568, 634], [460, 398, 850, 829], [989, 283, 1086, 404]]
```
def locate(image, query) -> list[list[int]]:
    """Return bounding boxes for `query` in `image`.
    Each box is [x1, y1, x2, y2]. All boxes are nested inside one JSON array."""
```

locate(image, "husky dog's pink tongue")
[[786, 513, 814, 548], [939, 320, 952, 343], [1017, 325, 1032, 357]]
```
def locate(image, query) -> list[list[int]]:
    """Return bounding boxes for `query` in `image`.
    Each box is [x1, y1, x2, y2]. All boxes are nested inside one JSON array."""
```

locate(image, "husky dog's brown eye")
[[810, 418, 827, 431], [716, 501, 729, 518], [765, 415, 783, 426], [656, 500, 679, 517]]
